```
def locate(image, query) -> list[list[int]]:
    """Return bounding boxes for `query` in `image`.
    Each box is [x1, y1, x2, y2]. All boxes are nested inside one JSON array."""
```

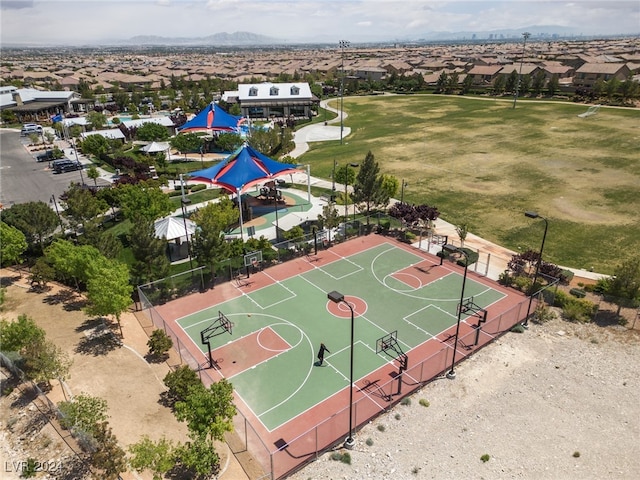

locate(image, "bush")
[[147, 329, 173, 359], [480, 454, 490, 463], [190, 184, 207, 192], [419, 398, 430, 408], [555, 290, 597, 323], [498, 271, 514, 287], [512, 275, 532, 293]]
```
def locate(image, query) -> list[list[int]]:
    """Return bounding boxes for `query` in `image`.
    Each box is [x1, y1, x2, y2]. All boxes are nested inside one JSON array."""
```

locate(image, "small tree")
[[58, 393, 109, 437], [0, 314, 45, 353], [456, 223, 469, 248], [147, 329, 173, 360], [129, 436, 176, 480], [89, 422, 127, 480], [23, 338, 72, 388], [85, 259, 133, 337], [87, 165, 100, 186]]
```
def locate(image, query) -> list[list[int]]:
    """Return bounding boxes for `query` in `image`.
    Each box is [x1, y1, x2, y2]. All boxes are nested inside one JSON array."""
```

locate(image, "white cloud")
[[0, 1, 637, 45]]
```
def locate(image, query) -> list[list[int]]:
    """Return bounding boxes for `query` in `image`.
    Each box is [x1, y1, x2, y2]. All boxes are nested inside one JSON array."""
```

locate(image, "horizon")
[[1, 1, 638, 47]]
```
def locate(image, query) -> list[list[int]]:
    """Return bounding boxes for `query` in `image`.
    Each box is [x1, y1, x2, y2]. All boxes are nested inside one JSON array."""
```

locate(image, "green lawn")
[[299, 95, 640, 274]]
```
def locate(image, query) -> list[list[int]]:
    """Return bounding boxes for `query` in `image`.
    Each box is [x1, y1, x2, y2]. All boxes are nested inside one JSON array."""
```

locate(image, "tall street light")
[[441, 244, 469, 379], [523, 211, 548, 327], [344, 163, 359, 220], [339, 40, 349, 144], [50, 194, 63, 232], [400, 179, 408, 204], [512, 32, 531, 109], [327, 290, 356, 450], [181, 198, 194, 270]]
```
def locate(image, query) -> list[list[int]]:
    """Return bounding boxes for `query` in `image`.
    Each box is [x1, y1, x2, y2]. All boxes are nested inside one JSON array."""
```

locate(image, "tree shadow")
[[74, 317, 122, 356], [43, 288, 77, 306], [10, 383, 38, 410], [157, 391, 178, 412], [0, 272, 22, 287], [144, 352, 169, 364]]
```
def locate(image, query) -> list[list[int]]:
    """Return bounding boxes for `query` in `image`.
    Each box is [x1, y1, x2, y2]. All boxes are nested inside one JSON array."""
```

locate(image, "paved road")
[[0, 129, 107, 208]]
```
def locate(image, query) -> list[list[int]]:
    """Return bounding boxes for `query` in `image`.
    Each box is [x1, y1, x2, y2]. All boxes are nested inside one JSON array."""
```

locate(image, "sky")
[[1, 0, 639, 46]]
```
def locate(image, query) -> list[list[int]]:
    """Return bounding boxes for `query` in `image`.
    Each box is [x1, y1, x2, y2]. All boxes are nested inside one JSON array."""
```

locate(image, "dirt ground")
[[0, 270, 247, 480]]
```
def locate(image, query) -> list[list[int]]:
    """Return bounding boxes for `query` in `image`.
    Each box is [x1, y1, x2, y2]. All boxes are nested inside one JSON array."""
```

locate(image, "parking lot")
[[0, 129, 108, 208]]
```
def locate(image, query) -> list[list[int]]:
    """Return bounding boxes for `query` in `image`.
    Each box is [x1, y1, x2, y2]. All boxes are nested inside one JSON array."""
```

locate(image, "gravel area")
[[287, 316, 640, 480]]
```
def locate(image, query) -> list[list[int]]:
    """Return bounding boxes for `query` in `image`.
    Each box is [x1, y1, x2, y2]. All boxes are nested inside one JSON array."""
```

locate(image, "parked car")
[[52, 159, 82, 173], [20, 123, 43, 136], [36, 150, 55, 162]]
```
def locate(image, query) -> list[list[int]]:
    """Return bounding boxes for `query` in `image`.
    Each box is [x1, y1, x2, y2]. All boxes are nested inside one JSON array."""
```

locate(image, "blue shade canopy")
[[189, 144, 300, 193], [178, 102, 245, 133]]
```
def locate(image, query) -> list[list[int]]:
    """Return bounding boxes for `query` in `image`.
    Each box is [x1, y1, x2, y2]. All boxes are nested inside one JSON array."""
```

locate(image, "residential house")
[[573, 63, 632, 88]]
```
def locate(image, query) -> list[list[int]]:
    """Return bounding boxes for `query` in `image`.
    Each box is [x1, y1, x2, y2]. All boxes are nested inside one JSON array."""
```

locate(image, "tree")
[[115, 183, 173, 223], [379, 174, 399, 204], [492, 75, 506, 95], [547, 74, 560, 96], [1, 201, 59, 253], [532, 71, 546, 96], [191, 199, 238, 284], [435, 71, 448, 93], [129, 436, 176, 480], [170, 133, 203, 160], [58, 393, 109, 437], [461, 74, 474, 94], [216, 132, 242, 153], [85, 259, 133, 337], [506, 70, 518, 93], [136, 122, 169, 142], [60, 183, 108, 235], [87, 165, 100, 186], [316, 203, 340, 243], [23, 338, 72, 388], [163, 365, 202, 403], [87, 110, 107, 131], [176, 434, 220, 478], [0, 314, 45, 353], [128, 218, 170, 285], [147, 329, 173, 360], [352, 151, 388, 226], [80, 134, 109, 158], [456, 223, 469, 248], [88, 422, 127, 480], [45, 239, 100, 288], [604, 77, 621, 102], [0, 221, 28, 267], [605, 257, 640, 316], [174, 379, 236, 442]]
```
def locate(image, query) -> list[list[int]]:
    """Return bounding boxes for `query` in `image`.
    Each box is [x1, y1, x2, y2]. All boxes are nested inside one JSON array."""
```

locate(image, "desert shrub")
[[419, 398, 430, 408], [498, 271, 514, 287], [377, 424, 386, 432], [365, 438, 374, 446], [395, 413, 401, 420], [400, 397, 411, 406], [480, 454, 490, 463], [533, 303, 556, 324], [511, 324, 525, 333], [562, 299, 596, 323], [512, 275, 532, 293]]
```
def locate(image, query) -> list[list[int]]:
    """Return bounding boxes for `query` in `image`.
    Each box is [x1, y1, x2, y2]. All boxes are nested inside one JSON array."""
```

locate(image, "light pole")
[[274, 188, 280, 243], [331, 159, 337, 202], [442, 244, 469, 379], [50, 195, 63, 232], [523, 211, 548, 327], [344, 163, 359, 220], [339, 40, 349, 144], [400, 179, 408, 204], [327, 290, 356, 450], [512, 32, 531, 109], [181, 198, 194, 270]]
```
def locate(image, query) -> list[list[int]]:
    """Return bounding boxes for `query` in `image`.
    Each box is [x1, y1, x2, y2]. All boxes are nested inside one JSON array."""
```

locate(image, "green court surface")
[[177, 242, 505, 431]]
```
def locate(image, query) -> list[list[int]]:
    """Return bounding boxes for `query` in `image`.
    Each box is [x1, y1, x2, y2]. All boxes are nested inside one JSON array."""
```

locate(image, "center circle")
[[326, 295, 368, 318]]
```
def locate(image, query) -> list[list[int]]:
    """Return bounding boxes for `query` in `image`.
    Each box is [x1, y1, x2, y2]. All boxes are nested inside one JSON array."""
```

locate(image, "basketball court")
[[152, 234, 527, 478]]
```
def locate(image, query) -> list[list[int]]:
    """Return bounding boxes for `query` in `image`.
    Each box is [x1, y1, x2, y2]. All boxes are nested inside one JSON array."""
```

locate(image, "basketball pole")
[[441, 245, 469, 379]]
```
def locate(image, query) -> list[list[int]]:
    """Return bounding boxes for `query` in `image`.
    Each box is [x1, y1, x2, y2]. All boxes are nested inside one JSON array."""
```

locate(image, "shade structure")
[[141, 141, 170, 153], [154, 216, 196, 241], [178, 102, 245, 134], [188, 144, 300, 194]]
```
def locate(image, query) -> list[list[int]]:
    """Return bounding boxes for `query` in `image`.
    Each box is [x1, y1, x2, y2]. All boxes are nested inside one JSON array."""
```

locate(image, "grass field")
[[302, 95, 639, 274]]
